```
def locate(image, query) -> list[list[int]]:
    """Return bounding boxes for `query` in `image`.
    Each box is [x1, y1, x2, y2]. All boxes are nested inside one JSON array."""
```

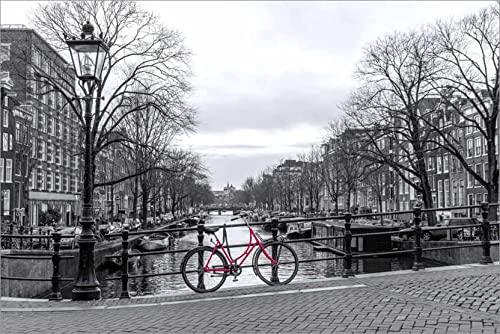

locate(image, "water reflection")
[[100, 213, 421, 298]]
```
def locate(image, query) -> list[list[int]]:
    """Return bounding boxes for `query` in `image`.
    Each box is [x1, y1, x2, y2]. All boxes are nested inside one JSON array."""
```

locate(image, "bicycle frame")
[[204, 225, 277, 274]]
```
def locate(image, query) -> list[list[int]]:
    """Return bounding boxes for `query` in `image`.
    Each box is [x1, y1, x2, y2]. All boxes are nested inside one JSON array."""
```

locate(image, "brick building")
[[1, 25, 82, 226]]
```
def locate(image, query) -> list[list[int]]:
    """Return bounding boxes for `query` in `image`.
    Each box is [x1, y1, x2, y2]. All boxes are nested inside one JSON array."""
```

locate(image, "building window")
[[9, 134, 12, 150], [15, 153, 21, 176], [484, 162, 489, 181], [2, 133, 8, 151], [475, 164, 482, 186], [5, 159, 12, 183], [452, 180, 457, 206], [473, 115, 480, 133], [0, 158, 3, 182], [15, 122, 20, 141], [47, 142, 52, 163], [459, 180, 465, 206], [467, 170, 473, 188], [437, 156, 442, 174], [444, 179, 449, 207], [3, 190, 10, 216], [443, 155, 449, 173], [63, 174, 68, 192], [474, 137, 482, 156], [466, 138, 473, 158], [2, 109, 8, 127], [466, 120, 473, 134], [41, 170, 46, 190], [30, 170, 36, 190], [437, 180, 443, 208]]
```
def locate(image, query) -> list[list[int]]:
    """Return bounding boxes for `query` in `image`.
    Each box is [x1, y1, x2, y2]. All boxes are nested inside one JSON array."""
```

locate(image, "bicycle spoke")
[[181, 246, 228, 293], [254, 242, 298, 286]]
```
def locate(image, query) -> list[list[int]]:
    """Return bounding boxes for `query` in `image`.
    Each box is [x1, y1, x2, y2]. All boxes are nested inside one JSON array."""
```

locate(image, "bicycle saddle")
[[204, 226, 220, 234]]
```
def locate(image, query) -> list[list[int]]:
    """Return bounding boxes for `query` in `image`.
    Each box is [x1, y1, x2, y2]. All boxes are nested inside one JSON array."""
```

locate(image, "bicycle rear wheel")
[[181, 246, 228, 293], [253, 241, 298, 286]]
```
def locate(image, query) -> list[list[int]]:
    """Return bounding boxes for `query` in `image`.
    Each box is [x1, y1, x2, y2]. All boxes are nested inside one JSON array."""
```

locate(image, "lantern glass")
[[67, 40, 108, 82]]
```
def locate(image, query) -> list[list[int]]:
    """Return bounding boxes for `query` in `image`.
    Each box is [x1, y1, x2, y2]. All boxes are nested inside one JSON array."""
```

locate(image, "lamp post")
[[65, 22, 109, 301]]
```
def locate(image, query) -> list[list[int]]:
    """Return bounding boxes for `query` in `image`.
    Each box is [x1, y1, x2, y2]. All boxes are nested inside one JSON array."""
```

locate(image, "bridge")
[[1, 202, 499, 333], [203, 205, 249, 215], [2, 263, 498, 333]]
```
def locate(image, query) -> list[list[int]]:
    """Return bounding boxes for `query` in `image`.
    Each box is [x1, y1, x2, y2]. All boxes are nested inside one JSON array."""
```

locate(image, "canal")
[[100, 212, 425, 298]]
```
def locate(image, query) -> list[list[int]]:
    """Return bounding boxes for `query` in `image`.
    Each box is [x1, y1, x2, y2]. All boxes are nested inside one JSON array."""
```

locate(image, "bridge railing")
[[107, 202, 498, 298], [0, 202, 498, 300], [0, 232, 76, 301]]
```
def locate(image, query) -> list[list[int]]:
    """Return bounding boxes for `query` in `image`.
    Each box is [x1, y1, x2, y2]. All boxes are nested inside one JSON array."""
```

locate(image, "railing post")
[[49, 232, 62, 301], [19, 225, 24, 249], [480, 202, 493, 264], [8, 223, 13, 249], [38, 228, 42, 250], [412, 205, 424, 271], [30, 227, 34, 250], [120, 229, 130, 299], [342, 213, 354, 278], [271, 218, 279, 283], [197, 219, 205, 290]]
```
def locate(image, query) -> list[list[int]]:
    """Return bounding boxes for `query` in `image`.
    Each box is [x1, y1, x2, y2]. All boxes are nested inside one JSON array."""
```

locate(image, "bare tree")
[[428, 6, 500, 218], [29, 1, 195, 215], [299, 146, 323, 213], [343, 28, 442, 223]]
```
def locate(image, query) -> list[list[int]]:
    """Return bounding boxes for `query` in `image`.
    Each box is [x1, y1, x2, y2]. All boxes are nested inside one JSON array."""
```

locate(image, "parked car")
[[58, 226, 82, 249], [399, 218, 481, 241]]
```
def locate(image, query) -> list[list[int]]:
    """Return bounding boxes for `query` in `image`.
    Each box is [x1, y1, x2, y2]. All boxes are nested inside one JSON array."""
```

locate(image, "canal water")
[[100, 212, 423, 298]]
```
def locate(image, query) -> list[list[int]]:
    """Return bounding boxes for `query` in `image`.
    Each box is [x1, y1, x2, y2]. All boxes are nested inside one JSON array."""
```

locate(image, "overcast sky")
[[1, 1, 492, 190]]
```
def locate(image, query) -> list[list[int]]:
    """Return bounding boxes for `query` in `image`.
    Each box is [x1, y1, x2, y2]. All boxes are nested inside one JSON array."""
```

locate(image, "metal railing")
[[0, 202, 498, 300], [103, 202, 498, 299], [0, 231, 75, 301]]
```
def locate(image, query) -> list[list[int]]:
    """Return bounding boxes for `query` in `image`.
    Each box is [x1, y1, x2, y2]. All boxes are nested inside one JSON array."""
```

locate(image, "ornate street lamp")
[[65, 22, 109, 301]]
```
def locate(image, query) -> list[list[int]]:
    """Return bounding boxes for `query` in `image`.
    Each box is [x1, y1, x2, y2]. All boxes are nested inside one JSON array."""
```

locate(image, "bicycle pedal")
[[232, 278, 238, 282]]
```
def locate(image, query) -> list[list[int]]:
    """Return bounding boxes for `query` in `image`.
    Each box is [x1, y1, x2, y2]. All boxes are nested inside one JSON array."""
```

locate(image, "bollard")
[[120, 229, 131, 299], [480, 202, 493, 264], [412, 205, 424, 271], [197, 219, 206, 290], [342, 213, 354, 278], [19, 225, 24, 249], [271, 218, 279, 283], [9, 223, 13, 249], [49, 232, 62, 301]]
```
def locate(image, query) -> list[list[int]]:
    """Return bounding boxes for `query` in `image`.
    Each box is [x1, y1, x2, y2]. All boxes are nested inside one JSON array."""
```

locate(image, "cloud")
[[180, 123, 325, 158]]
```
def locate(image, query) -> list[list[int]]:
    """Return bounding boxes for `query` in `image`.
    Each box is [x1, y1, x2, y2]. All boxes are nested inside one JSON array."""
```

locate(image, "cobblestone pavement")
[[1, 263, 499, 333]]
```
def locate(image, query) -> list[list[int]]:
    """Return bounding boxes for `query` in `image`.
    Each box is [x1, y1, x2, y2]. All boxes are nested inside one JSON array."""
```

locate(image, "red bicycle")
[[180, 214, 299, 293]]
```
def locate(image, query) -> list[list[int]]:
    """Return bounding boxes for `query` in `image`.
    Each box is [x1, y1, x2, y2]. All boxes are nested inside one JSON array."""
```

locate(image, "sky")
[[0, 1, 492, 190]]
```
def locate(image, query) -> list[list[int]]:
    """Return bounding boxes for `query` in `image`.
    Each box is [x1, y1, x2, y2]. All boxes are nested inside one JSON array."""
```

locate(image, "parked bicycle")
[[180, 214, 299, 293]]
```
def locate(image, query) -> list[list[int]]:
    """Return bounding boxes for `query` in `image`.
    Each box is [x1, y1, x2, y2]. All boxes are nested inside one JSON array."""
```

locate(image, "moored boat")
[[286, 221, 312, 239], [136, 234, 173, 252], [104, 249, 142, 270]]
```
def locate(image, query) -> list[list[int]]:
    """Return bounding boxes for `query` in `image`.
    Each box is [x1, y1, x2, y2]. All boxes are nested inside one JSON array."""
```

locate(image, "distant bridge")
[[203, 206, 249, 215]]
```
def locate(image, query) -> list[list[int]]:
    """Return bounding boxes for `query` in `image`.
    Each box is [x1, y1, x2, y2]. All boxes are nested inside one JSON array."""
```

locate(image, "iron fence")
[[0, 202, 498, 300]]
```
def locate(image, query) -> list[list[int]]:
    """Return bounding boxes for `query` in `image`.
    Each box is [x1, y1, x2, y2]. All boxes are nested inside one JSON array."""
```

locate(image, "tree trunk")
[[133, 177, 138, 220]]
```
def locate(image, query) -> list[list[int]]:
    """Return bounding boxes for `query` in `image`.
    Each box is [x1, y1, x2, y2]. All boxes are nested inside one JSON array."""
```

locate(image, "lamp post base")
[[412, 262, 424, 271], [480, 256, 493, 265], [72, 230, 101, 301], [72, 287, 101, 301]]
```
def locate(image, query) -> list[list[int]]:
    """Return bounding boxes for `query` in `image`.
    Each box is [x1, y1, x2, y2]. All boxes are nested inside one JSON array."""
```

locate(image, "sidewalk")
[[1, 263, 499, 333]]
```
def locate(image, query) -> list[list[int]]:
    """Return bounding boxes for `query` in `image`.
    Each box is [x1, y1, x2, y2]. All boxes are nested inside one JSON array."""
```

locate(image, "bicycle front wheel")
[[181, 246, 228, 293], [253, 241, 298, 286]]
